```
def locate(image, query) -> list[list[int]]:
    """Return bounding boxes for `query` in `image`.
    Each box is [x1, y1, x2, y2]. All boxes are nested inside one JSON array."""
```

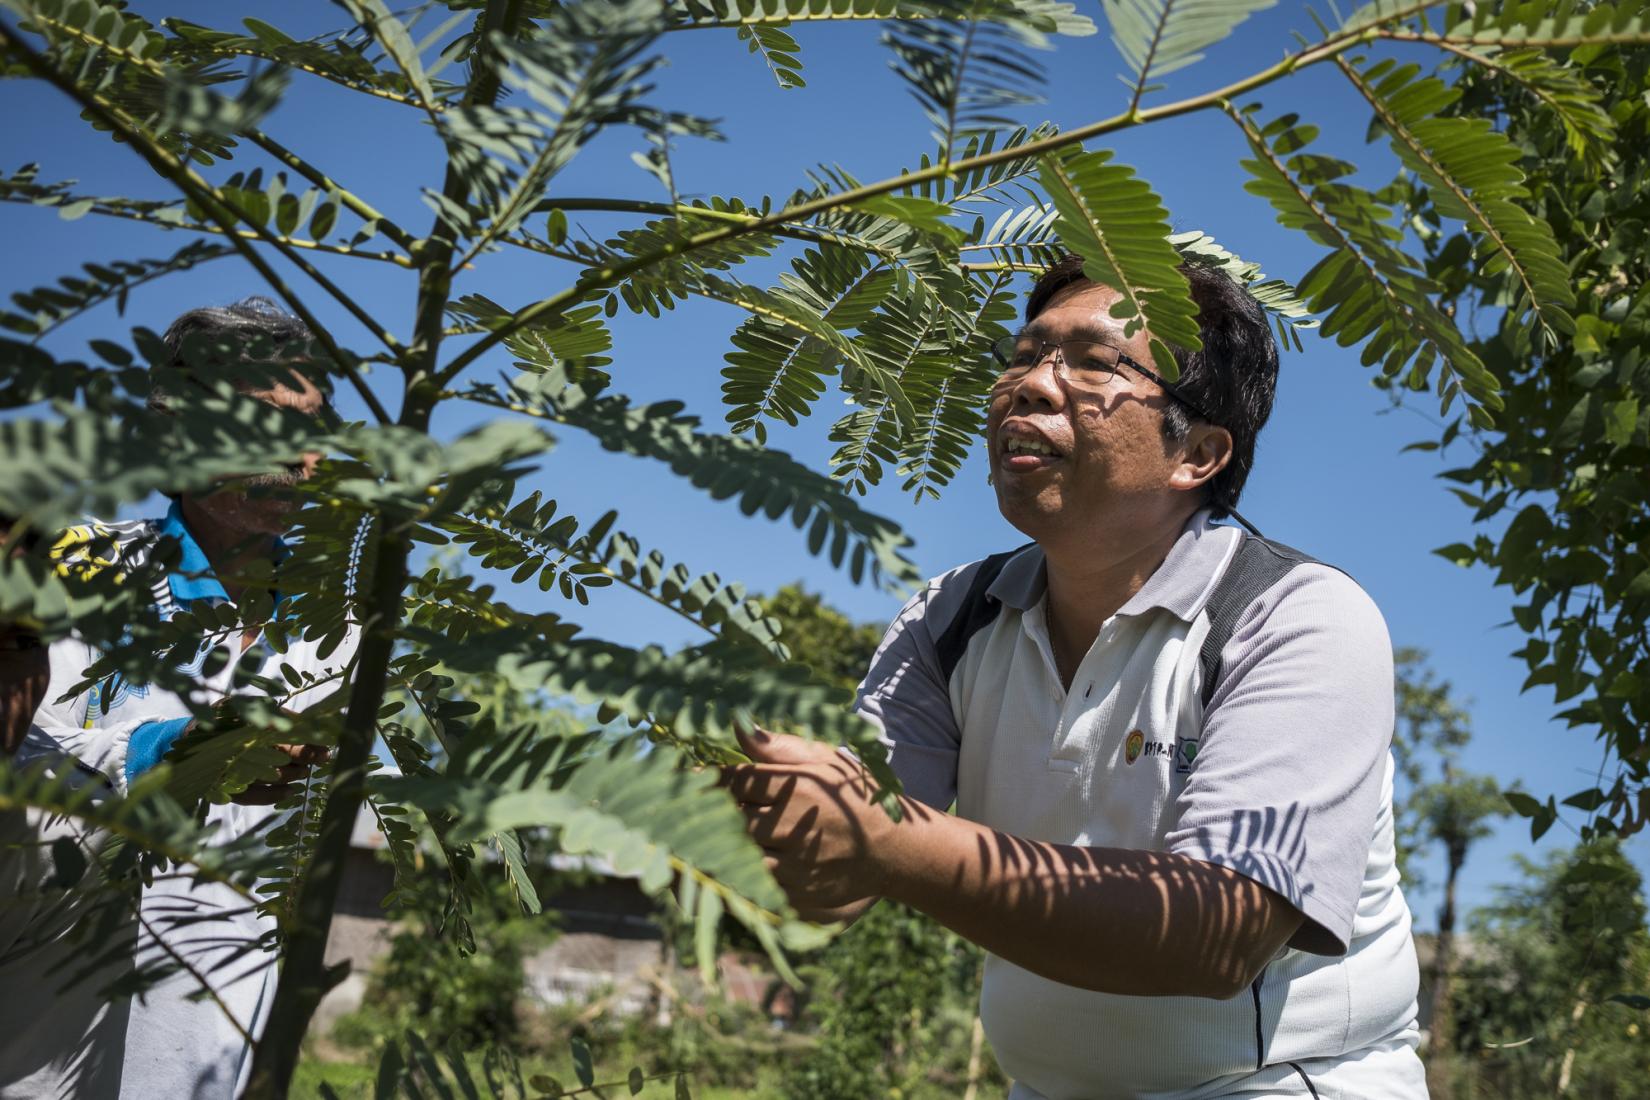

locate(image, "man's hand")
[[722, 727, 898, 922], [232, 741, 329, 806]]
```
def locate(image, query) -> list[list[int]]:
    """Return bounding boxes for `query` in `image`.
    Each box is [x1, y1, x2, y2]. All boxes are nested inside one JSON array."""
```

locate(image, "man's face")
[[986, 282, 1190, 543], [185, 366, 328, 539]]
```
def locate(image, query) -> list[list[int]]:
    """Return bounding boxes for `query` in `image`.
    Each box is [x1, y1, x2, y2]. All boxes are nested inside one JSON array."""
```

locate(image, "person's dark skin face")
[[986, 281, 1234, 686], [177, 367, 328, 585], [0, 619, 48, 756], [986, 282, 1233, 555], [171, 364, 331, 802]]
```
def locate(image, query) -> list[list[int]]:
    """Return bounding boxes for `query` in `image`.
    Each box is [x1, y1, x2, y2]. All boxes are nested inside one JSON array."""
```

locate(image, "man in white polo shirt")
[[726, 255, 1426, 1098]]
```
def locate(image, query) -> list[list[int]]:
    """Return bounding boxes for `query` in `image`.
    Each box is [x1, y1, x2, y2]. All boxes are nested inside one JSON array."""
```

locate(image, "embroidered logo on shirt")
[[1125, 731, 1180, 766], [1176, 739, 1199, 774]]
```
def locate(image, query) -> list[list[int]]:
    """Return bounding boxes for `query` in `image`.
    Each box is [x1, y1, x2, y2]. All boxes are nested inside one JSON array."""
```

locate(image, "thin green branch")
[[0, 192, 411, 264], [22, 242, 236, 343], [243, 129, 418, 252], [1126, 0, 1174, 116], [1379, 23, 1650, 50], [0, 22, 397, 424], [27, 10, 418, 257], [162, 30, 447, 112], [19, 6, 408, 355], [439, 24, 1401, 381], [523, 196, 917, 256]]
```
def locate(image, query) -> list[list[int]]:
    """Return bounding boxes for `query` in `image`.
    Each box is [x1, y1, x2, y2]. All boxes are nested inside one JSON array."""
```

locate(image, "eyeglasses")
[[989, 334, 1217, 424]]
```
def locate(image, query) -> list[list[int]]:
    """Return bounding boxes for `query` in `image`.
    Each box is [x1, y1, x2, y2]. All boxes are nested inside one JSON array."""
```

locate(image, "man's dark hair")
[[152, 296, 321, 410], [1023, 255, 1279, 519]]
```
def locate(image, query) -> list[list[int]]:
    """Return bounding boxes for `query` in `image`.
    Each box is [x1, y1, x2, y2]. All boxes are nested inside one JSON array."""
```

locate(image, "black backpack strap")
[[1198, 534, 1324, 709], [934, 543, 1034, 684]]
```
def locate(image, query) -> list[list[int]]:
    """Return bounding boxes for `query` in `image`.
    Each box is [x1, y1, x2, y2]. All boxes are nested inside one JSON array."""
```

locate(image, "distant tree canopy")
[[760, 584, 885, 693], [1450, 839, 1650, 1097]]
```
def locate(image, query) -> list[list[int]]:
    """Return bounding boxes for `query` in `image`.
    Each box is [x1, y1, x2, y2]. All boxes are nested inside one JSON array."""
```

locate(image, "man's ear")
[[1169, 423, 1233, 494]]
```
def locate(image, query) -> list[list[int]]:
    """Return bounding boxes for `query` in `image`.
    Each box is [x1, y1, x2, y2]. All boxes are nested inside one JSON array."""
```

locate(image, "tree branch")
[[0, 21, 396, 425], [437, 24, 1399, 381], [243, 129, 418, 253], [164, 32, 448, 112]]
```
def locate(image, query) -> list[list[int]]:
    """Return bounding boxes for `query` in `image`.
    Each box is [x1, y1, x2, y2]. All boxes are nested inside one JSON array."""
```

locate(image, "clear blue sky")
[[5, 1, 1643, 925]]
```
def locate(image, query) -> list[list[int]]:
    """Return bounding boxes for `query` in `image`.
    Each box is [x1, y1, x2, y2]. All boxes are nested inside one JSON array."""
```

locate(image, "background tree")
[[1, 2, 1647, 1097], [1392, 649, 1510, 1068], [1411, 770, 1506, 1057], [1449, 838, 1650, 1098]]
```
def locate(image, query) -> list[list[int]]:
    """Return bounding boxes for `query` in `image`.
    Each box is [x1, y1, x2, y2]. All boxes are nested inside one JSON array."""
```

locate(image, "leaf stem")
[[10, 9, 407, 353], [0, 192, 411, 265], [1378, 24, 1650, 50], [162, 25, 449, 112], [243, 130, 418, 252]]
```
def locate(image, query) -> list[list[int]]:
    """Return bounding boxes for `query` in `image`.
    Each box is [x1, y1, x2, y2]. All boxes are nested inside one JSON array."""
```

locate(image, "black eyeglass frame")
[[989, 335, 1219, 426]]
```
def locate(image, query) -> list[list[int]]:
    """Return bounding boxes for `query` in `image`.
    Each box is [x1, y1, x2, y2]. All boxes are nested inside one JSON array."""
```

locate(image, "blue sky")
[[5, 1, 1643, 924]]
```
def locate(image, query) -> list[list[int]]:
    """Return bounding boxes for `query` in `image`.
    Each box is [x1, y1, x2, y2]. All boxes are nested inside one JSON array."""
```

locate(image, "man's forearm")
[[876, 799, 1302, 999]]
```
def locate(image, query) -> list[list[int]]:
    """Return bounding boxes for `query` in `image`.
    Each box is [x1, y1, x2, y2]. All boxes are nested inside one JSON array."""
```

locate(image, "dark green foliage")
[[757, 584, 885, 691], [1398, 13, 1650, 840], [1444, 839, 1650, 1098], [786, 904, 977, 1100], [335, 875, 547, 1051]]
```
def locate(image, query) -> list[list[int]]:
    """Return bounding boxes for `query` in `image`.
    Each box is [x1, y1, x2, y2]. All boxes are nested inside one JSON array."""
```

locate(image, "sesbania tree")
[[0, 0, 1644, 1096]]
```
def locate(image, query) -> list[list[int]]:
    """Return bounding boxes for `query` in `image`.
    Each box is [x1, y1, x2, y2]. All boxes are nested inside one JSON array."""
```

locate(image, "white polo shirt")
[[857, 511, 1425, 1099]]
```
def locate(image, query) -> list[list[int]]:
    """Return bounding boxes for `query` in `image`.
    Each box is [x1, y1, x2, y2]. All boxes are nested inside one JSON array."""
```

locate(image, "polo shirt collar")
[[985, 509, 1242, 623], [158, 501, 290, 607]]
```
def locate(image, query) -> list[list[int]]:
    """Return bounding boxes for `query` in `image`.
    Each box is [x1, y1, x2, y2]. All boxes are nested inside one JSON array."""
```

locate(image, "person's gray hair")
[[150, 296, 315, 411]]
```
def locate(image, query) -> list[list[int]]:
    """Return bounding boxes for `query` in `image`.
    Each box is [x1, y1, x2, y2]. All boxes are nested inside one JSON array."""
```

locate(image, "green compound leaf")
[[1103, 0, 1277, 107], [1343, 57, 1576, 338], [1038, 145, 1201, 378]]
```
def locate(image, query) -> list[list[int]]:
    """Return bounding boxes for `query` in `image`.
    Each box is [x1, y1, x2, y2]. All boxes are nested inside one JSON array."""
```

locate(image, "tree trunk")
[[1555, 994, 1589, 1095], [963, 1013, 986, 1100], [1429, 842, 1465, 1058]]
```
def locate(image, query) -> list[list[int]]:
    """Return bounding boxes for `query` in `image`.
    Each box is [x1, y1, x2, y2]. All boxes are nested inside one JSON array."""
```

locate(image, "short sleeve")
[[854, 587, 963, 811], [1164, 565, 1394, 956]]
